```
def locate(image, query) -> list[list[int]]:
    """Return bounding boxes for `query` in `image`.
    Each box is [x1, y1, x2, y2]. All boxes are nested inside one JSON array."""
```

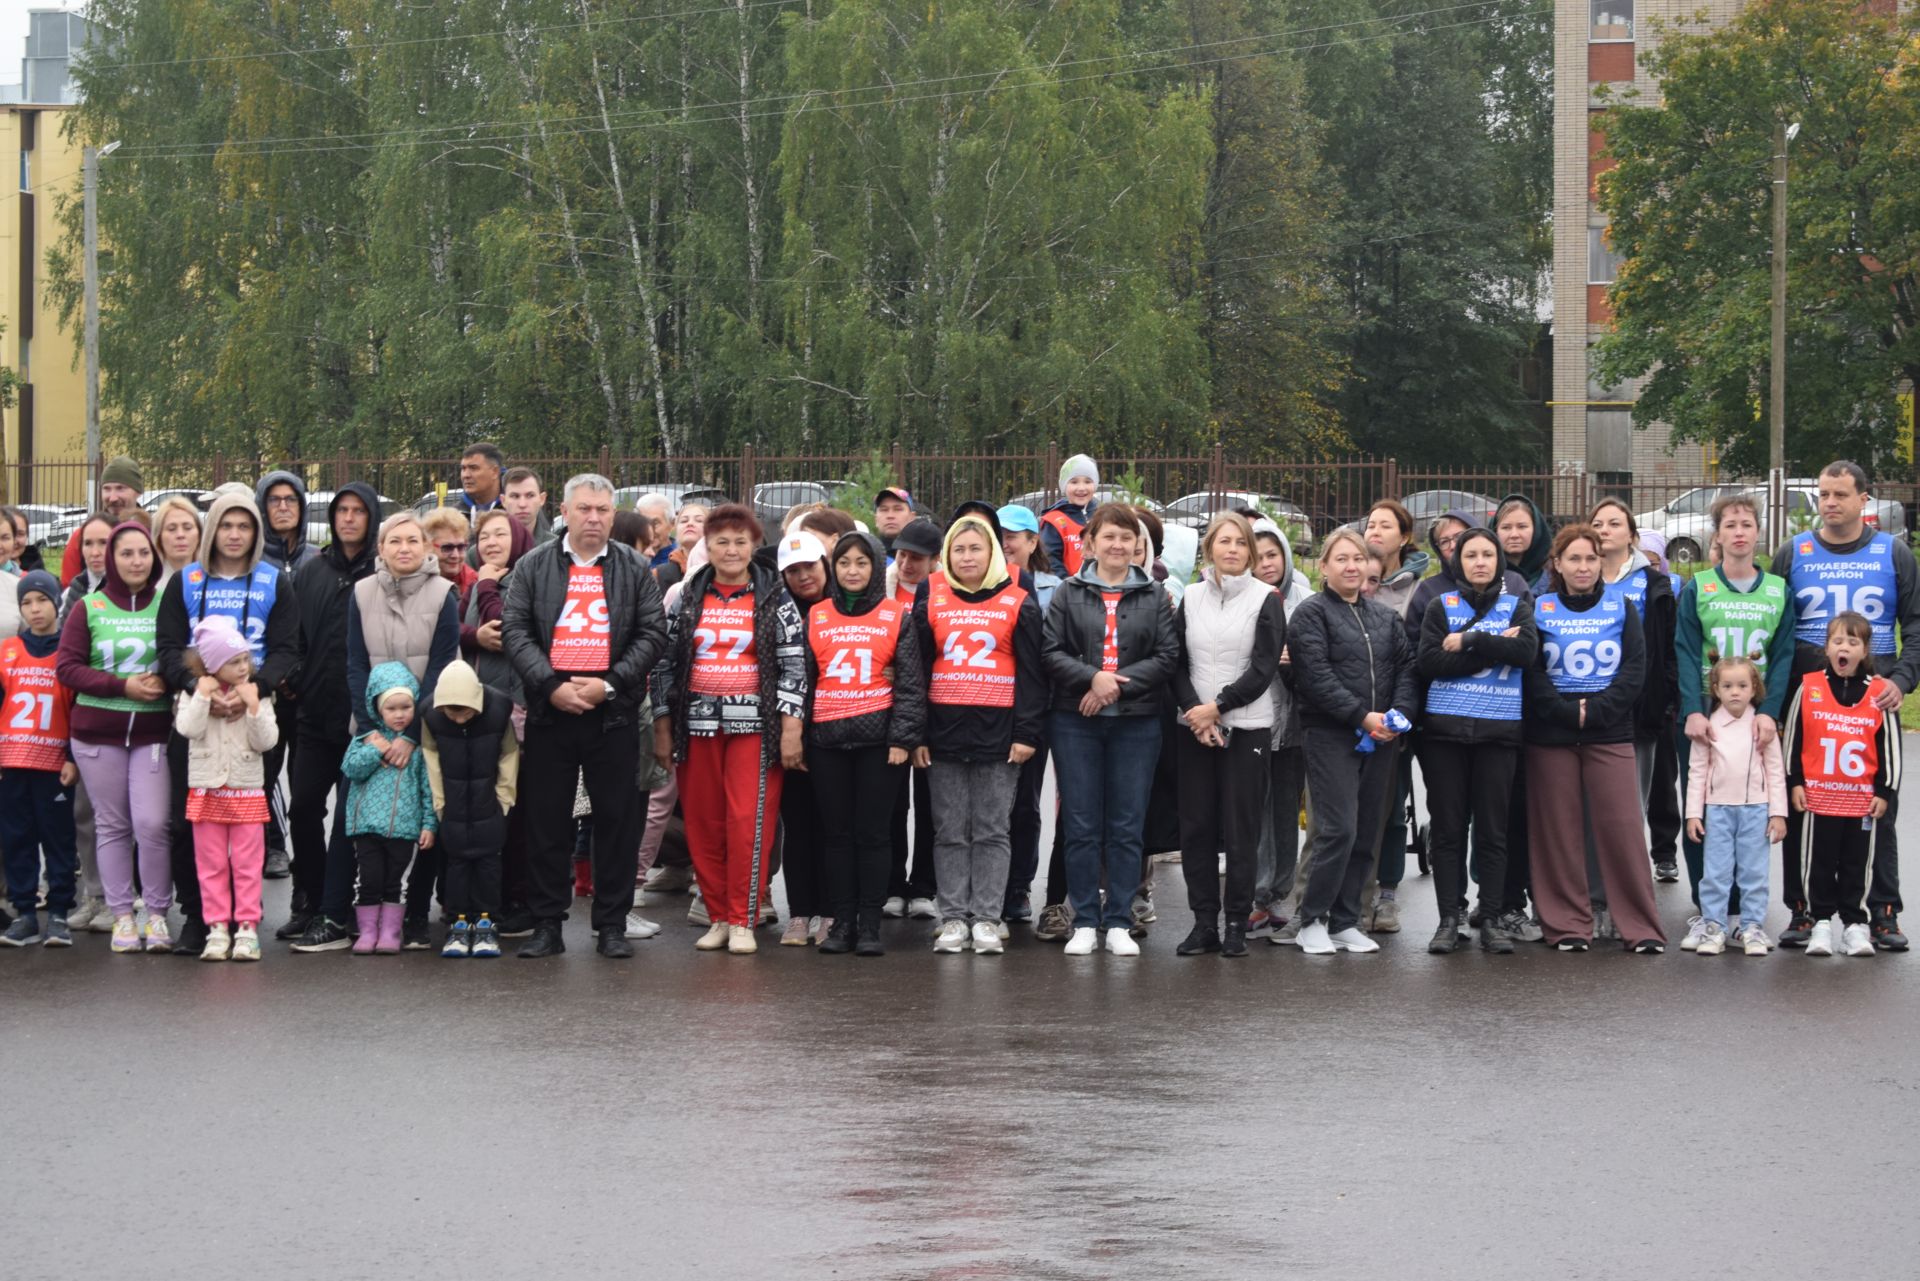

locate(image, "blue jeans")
[[1051, 712, 1162, 931], [1700, 802, 1770, 930]]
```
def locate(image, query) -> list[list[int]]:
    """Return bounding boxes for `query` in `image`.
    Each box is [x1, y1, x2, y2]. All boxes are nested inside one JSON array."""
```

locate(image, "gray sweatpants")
[[929, 758, 1021, 924]]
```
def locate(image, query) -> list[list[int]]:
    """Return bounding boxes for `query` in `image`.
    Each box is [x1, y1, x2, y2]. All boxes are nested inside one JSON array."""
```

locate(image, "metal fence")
[[5, 447, 1915, 549]]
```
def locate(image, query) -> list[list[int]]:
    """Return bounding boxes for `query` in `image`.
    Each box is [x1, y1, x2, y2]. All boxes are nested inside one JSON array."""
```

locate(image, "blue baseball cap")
[[996, 504, 1040, 534]]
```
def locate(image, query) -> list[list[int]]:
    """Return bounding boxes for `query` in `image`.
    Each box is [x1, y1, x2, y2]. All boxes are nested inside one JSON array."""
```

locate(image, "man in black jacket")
[[283, 484, 378, 949], [503, 474, 668, 959], [154, 488, 301, 955]]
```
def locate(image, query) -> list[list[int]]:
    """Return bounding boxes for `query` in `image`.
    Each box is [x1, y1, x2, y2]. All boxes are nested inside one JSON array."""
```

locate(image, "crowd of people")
[[0, 448, 1910, 963]]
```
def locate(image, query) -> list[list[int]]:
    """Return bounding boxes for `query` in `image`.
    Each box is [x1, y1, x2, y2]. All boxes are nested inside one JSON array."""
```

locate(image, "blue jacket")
[[340, 661, 438, 840]]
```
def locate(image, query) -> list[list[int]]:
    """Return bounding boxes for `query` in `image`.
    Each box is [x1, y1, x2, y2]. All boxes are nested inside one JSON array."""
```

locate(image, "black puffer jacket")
[[1287, 586, 1420, 731], [1611, 554, 1677, 741], [803, 532, 927, 754], [502, 536, 667, 730], [1414, 536, 1538, 747], [290, 482, 379, 742], [1041, 563, 1179, 718]]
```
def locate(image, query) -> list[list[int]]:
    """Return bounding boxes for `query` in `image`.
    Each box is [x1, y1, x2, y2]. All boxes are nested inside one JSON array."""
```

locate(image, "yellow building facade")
[[0, 102, 87, 504]]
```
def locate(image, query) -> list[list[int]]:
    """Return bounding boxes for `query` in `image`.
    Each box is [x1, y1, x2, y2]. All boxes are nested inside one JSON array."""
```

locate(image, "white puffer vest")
[[1181, 567, 1275, 731]]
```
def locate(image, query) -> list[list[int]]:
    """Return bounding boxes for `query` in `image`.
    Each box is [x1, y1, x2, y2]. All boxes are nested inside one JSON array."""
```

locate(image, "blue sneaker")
[[2, 913, 41, 947], [43, 914, 73, 947], [469, 915, 500, 959], [441, 917, 471, 958]]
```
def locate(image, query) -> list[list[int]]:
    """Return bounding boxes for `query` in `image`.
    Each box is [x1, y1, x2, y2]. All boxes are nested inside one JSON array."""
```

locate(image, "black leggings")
[[811, 744, 903, 921], [780, 771, 828, 918], [1419, 740, 1516, 919], [1175, 730, 1267, 926], [355, 836, 414, 906]]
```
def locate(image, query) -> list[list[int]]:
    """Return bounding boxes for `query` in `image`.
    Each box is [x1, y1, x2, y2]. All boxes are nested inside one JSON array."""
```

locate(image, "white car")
[[304, 491, 402, 550], [1634, 485, 1750, 567], [1163, 491, 1314, 553]]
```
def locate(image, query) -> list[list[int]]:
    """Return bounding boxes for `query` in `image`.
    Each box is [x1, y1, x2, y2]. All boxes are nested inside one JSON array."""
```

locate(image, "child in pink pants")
[[174, 616, 280, 962]]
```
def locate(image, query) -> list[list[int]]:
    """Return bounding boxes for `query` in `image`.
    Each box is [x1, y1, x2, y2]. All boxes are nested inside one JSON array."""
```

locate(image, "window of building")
[[1588, 226, 1626, 284], [1591, 1, 1632, 40]]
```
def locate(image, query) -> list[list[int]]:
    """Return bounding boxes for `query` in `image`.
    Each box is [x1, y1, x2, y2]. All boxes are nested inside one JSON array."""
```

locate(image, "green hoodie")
[[339, 660, 438, 840]]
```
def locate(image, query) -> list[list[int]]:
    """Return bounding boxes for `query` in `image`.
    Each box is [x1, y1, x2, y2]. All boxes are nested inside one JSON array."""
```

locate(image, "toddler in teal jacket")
[[340, 661, 437, 955]]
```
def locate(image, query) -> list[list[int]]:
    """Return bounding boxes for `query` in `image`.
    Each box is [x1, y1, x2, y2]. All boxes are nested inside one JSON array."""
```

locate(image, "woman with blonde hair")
[[1171, 512, 1285, 957], [150, 496, 204, 588]]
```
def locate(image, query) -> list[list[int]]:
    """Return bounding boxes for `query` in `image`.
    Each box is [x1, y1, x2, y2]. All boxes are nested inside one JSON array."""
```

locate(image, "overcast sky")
[[1, 0, 83, 84]]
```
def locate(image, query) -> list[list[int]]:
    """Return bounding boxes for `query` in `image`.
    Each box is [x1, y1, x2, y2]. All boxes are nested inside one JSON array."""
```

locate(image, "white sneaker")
[[623, 911, 662, 940], [69, 896, 106, 933], [230, 924, 260, 962], [694, 922, 729, 951], [1104, 927, 1140, 956], [1843, 923, 1875, 957], [907, 897, 938, 920], [641, 864, 693, 894], [143, 914, 173, 953], [1694, 922, 1726, 956], [1330, 926, 1379, 953], [1679, 916, 1709, 951], [1736, 925, 1772, 956], [1805, 920, 1834, 957], [882, 896, 907, 918], [994, 920, 1011, 941], [1296, 921, 1336, 954], [686, 893, 711, 927], [971, 922, 1003, 955], [727, 924, 758, 954], [933, 921, 970, 953], [1063, 927, 1098, 955], [89, 899, 117, 932], [199, 923, 231, 962]]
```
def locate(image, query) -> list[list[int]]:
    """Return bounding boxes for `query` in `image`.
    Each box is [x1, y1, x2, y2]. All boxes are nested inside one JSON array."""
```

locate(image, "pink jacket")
[[1684, 705, 1787, 819]]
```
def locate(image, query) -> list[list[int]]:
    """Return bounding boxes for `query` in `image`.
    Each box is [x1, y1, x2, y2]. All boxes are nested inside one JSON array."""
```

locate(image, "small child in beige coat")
[[174, 615, 279, 961]]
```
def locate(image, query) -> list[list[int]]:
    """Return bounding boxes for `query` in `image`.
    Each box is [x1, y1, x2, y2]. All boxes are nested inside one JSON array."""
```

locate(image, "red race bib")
[[549, 564, 613, 672], [1798, 672, 1886, 817], [1041, 509, 1085, 576], [689, 590, 759, 697], [808, 599, 904, 722], [926, 573, 1027, 708], [0, 640, 70, 772]]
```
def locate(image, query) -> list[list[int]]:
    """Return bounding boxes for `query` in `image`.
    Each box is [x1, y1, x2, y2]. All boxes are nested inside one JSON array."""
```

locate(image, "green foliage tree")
[[1593, 0, 1920, 476]]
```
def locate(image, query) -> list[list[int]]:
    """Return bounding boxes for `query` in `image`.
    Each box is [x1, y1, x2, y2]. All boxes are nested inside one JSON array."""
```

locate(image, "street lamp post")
[[1768, 121, 1798, 541]]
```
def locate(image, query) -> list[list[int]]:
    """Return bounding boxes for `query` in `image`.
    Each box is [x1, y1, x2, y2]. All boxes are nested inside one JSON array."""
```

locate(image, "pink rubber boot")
[[374, 903, 404, 954], [352, 905, 380, 956]]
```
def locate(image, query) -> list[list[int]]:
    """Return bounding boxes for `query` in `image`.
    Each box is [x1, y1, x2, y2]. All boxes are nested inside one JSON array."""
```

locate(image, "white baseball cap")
[[776, 530, 828, 572]]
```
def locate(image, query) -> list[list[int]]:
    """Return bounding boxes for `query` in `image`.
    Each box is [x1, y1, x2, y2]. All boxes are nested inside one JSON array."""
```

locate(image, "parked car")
[[1640, 481, 1907, 568], [43, 507, 91, 550], [1399, 489, 1500, 546], [751, 480, 835, 530], [305, 491, 402, 551], [1634, 485, 1750, 567], [614, 483, 730, 512], [1162, 491, 1314, 553], [1008, 486, 1165, 516], [18, 504, 83, 549], [140, 487, 213, 513]]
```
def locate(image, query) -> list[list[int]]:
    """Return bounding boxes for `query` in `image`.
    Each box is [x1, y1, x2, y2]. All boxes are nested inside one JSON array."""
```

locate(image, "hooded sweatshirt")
[[916, 514, 1046, 761], [1372, 546, 1430, 621], [254, 469, 318, 573], [1252, 519, 1309, 748], [340, 661, 438, 840], [156, 488, 299, 701], [58, 522, 173, 748], [462, 513, 534, 704], [1413, 531, 1540, 747], [1495, 493, 1553, 589], [802, 530, 927, 753], [291, 482, 380, 740], [1402, 509, 1533, 644]]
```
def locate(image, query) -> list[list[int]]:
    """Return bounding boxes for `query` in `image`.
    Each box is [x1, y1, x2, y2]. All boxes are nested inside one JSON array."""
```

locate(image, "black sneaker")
[[173, 920, 209, 957], [401, 919, 433, 951], [290, 916, 354, 952], [1872, 908, 1909, 952], [1554, 937, 1590, 952], [2, 913, 41, 946], [263, 848, 292, 880], [43, 914, 73, 947], [274, 910, 315, 941], [1630, 939, 1665, 954], [1653, 861, 1680, 883], [495, 909, 536, 939], [1778, 910, 1815, 948]]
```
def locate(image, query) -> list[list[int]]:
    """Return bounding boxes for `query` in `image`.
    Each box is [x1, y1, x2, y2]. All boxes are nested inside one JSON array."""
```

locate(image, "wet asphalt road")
[[9, 748, 1920, 1280]]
